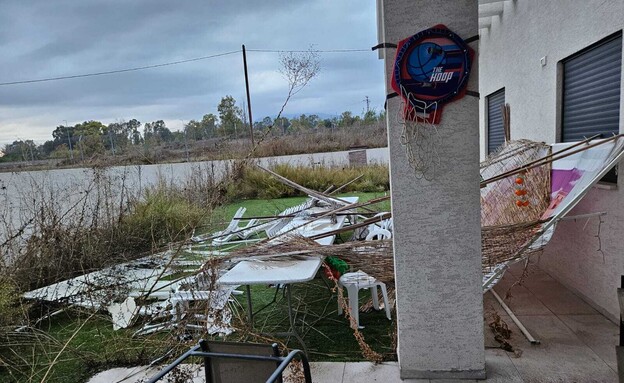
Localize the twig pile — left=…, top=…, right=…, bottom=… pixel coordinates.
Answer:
left=480, top=140, right=552, bottom=271
left=228, top=236, right=395, bottom=284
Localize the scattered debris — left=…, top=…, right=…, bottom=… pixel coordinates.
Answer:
left=488, top=311, right=514, bottom=352
left=18, top=136, right=624, bottom=366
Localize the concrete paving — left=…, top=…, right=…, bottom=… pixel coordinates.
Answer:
left=88, top=263, right=619, bottom=382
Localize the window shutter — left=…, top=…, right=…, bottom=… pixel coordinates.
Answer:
left=562, top=34, right=622, bottom=142
left=487, top=89, right=506, bottom=154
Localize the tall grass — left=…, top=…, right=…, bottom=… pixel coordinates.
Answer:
left=0, top=161, right=391, bottom=382
left=226, top=163, right=389, bottom=200
left=0, top=277, right=21, bottom=328
left=239, top=124, right=387, bottom=159
left=120, top=186, right=204, bottom=251
left=0, top=165, right=225, bottom=382
left=1, top=166, right=221, bottom=293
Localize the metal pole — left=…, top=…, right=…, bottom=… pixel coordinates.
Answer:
left=285, top=284, right=308, bottom=356
left=184, top=132, right=190, bottom=161
left=491, top=289, right=540, bottom=344
left=246, top=285, right=254, bottom=326
left=78, top=135, right=84, bottom=161
left=242, top=44, right=255, bottom=147
left=108, top=129, right=115, bottom=155
left=64, top=120, right=74, bottom=160
left=559, top=211, right=607, bottom=221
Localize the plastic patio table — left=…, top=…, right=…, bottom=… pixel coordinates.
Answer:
left=217, top=257, right=323, bottom=355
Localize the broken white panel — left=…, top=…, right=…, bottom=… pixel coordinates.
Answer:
left=108, top=296, right=138, bottom=331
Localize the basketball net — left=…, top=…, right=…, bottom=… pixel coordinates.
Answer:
left=398, top=84, right=440, bottom=180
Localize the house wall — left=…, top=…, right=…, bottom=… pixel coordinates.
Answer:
left=479, top=0, right=624, bottom=322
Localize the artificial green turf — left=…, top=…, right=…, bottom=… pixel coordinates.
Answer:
left=204, top=191, right=391, bottom=235
left=208, top=192, right=395, bottom=361
left=236, top=279, right=396, bottom=361
left=0, top=311, right=170, bottom=383
left=1, top=192, right=394, bottom=382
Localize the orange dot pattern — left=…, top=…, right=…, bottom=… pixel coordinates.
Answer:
left=514, top=171, right=530, bottom=207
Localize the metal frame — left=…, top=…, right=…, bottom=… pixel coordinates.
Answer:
left=482, top=138, right=624, bottom=290
left=146, top=340, right=312, bottom=383
left=491, top=289, right=540, bottom=344
left=244, top=284, right=308, bottom=356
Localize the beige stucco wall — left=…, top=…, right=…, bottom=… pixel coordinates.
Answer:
left=479, top=0, right=624, bottom=322
left=381, top=0, right=485, bottom=378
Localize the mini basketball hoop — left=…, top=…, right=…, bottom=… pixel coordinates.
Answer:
left=397, top=85, right=441, bottom=179
left=391, top=24, right=474, bottom=179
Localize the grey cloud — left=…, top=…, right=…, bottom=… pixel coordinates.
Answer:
left=0, top=0, right=383, bottom=145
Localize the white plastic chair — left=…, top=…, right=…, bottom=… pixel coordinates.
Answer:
left=365, top=228, right=391, bottom=241
left=212, top=218, right=259, bottom=245
left=337, top=271, right=391, bottom=328
left=192, top=207, right=247, bottom=244
left=368, top=212, right=393, bottom=232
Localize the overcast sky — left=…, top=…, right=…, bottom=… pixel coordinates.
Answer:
left=0, top=0, right=385, bottom=146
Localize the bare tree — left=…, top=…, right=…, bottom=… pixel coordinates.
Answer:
left=247, top=48, right=320, bottom=156
left=279, top=49, right=321, bottom=99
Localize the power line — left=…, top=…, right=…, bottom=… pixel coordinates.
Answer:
left=0, top=50, right=241, bottom=86
left=247, top=48, right=370, bottom=53
left=0, top=47, right=372, bottom=87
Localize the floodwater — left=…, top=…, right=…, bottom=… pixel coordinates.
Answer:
left=0, top=148, right=389, bottom=245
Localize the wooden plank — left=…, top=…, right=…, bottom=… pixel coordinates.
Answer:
left=256, top=164, right=346, bottom=207
left=308, top=211, right=392, bottom=241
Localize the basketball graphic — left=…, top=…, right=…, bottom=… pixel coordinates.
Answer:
left=391, top=24, right=473, bottom=124
left=407, top=42, right=447, bottom=82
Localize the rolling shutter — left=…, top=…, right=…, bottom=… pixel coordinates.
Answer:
left=487, top=88, right=505, bottom=154
left=562, top=33, right=622, bottom=142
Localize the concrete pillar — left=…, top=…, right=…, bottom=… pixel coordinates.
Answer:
left=380, top=0, right=485, bottom=379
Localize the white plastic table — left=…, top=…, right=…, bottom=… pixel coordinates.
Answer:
left=218, top=257, right=323, bottom=355
left=217, top=257, right=322, bottom=285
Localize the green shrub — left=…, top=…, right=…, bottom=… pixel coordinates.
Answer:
left=0, top=277, right=21, bottom=328
left=9, top=180, right=208, bottom=292
left=120, top=187, right=205, bottom=250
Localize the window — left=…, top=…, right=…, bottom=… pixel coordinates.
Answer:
left=562, top=32, right=622, bottom=183
left=487, top=88, right=506, bottom=154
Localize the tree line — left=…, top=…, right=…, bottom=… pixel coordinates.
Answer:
left=1, top=95, right=385, bottom=162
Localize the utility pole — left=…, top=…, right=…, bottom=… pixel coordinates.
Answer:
left=242, top=44, right=255, bottom=147
left=78, top=135, right=85, bottom=162
left=241, top=101, right=248, bottom=126
left=108, top=129, right=116, bottom=155
left=183, top=122, right=190, bottom=162
left=64, top=120, right=74, bottom=160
